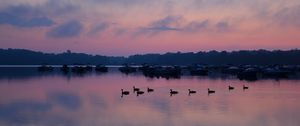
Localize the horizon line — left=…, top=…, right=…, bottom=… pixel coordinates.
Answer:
left=1, top=48, right=300, bottom=57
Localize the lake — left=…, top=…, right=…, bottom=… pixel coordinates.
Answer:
left=0, top=67, right=300, bottom=126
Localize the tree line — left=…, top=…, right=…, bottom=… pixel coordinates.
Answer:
left=1, top=48, right=300, bottom=65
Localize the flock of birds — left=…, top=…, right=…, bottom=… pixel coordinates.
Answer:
left=121, top=85, right=249, bottom=97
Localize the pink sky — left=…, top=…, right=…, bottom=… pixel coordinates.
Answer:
left=0, top=0, right=300, bottom=56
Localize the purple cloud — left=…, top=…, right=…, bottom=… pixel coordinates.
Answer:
left=88, top=22, right=109, bottom=35
left=215, top=21, right=230, bottom=32
left=146, top=15, right=182, bottom=31
left=184, top=20, right=209, bottom=32
left=0, top=5, right=54, bottom=27
left=274, top=5, right=300, bottom=27
left=47, top=20, right=82, bottom=38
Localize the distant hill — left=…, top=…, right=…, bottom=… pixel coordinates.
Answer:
left=0, top=49, right=114, bottom=65
left=0, top=48, right=300, bottom=65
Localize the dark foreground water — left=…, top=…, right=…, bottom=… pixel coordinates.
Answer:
left=0, top=67, right=300, bottom=126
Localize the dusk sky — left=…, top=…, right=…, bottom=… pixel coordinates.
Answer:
left=0, top=0, right=300, bottom=56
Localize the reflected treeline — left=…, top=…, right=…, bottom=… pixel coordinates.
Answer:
left=0, top=66, right=106, bottom=80
left=0, top=67, right=58, bottom=80
left=119, top=64, right=300, bottom=81
left=1, top=63, right=300, bottom=81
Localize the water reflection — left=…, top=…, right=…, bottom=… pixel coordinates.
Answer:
left=0, top=67, right=300, bottom=126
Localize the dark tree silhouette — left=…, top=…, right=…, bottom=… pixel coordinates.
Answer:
left=0, top=48, right=300, bottom=65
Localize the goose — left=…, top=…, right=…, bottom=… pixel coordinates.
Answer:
left=170, top=89, right=179, bottom=96
left=243, top=85, right=249, bottom=90
left=188, top=89, right=196, bottom=95
left=228, top=85, right=234, bottom=90
left=133, top=86, right=140, bottom=92
left=147, top=87, right=154, bottom=93
left=208, top=88, right=215, bottom=94
left=121, top=89, right=130, bottom=97
left=136, top=90, right=144, bottom=96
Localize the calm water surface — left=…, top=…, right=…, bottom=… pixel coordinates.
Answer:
left=0, top=67, right=300, bottom=126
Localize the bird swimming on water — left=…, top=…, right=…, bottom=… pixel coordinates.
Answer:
left=147, top=87, right=154, bottom=92
left=243, top=85, right=249, bottom=90
left=121, top=89, right=130, bottom=97
left=188, top=89, right=196, bottom=95
left=208, top=88, right=215, bottom=94
left=228, top=85, right=234, bottom=90
left=136, top=90, right=144, bottom=96
left=170, top=89, right=178, bottom=96
left=133, top=86, right=140, bottom=92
